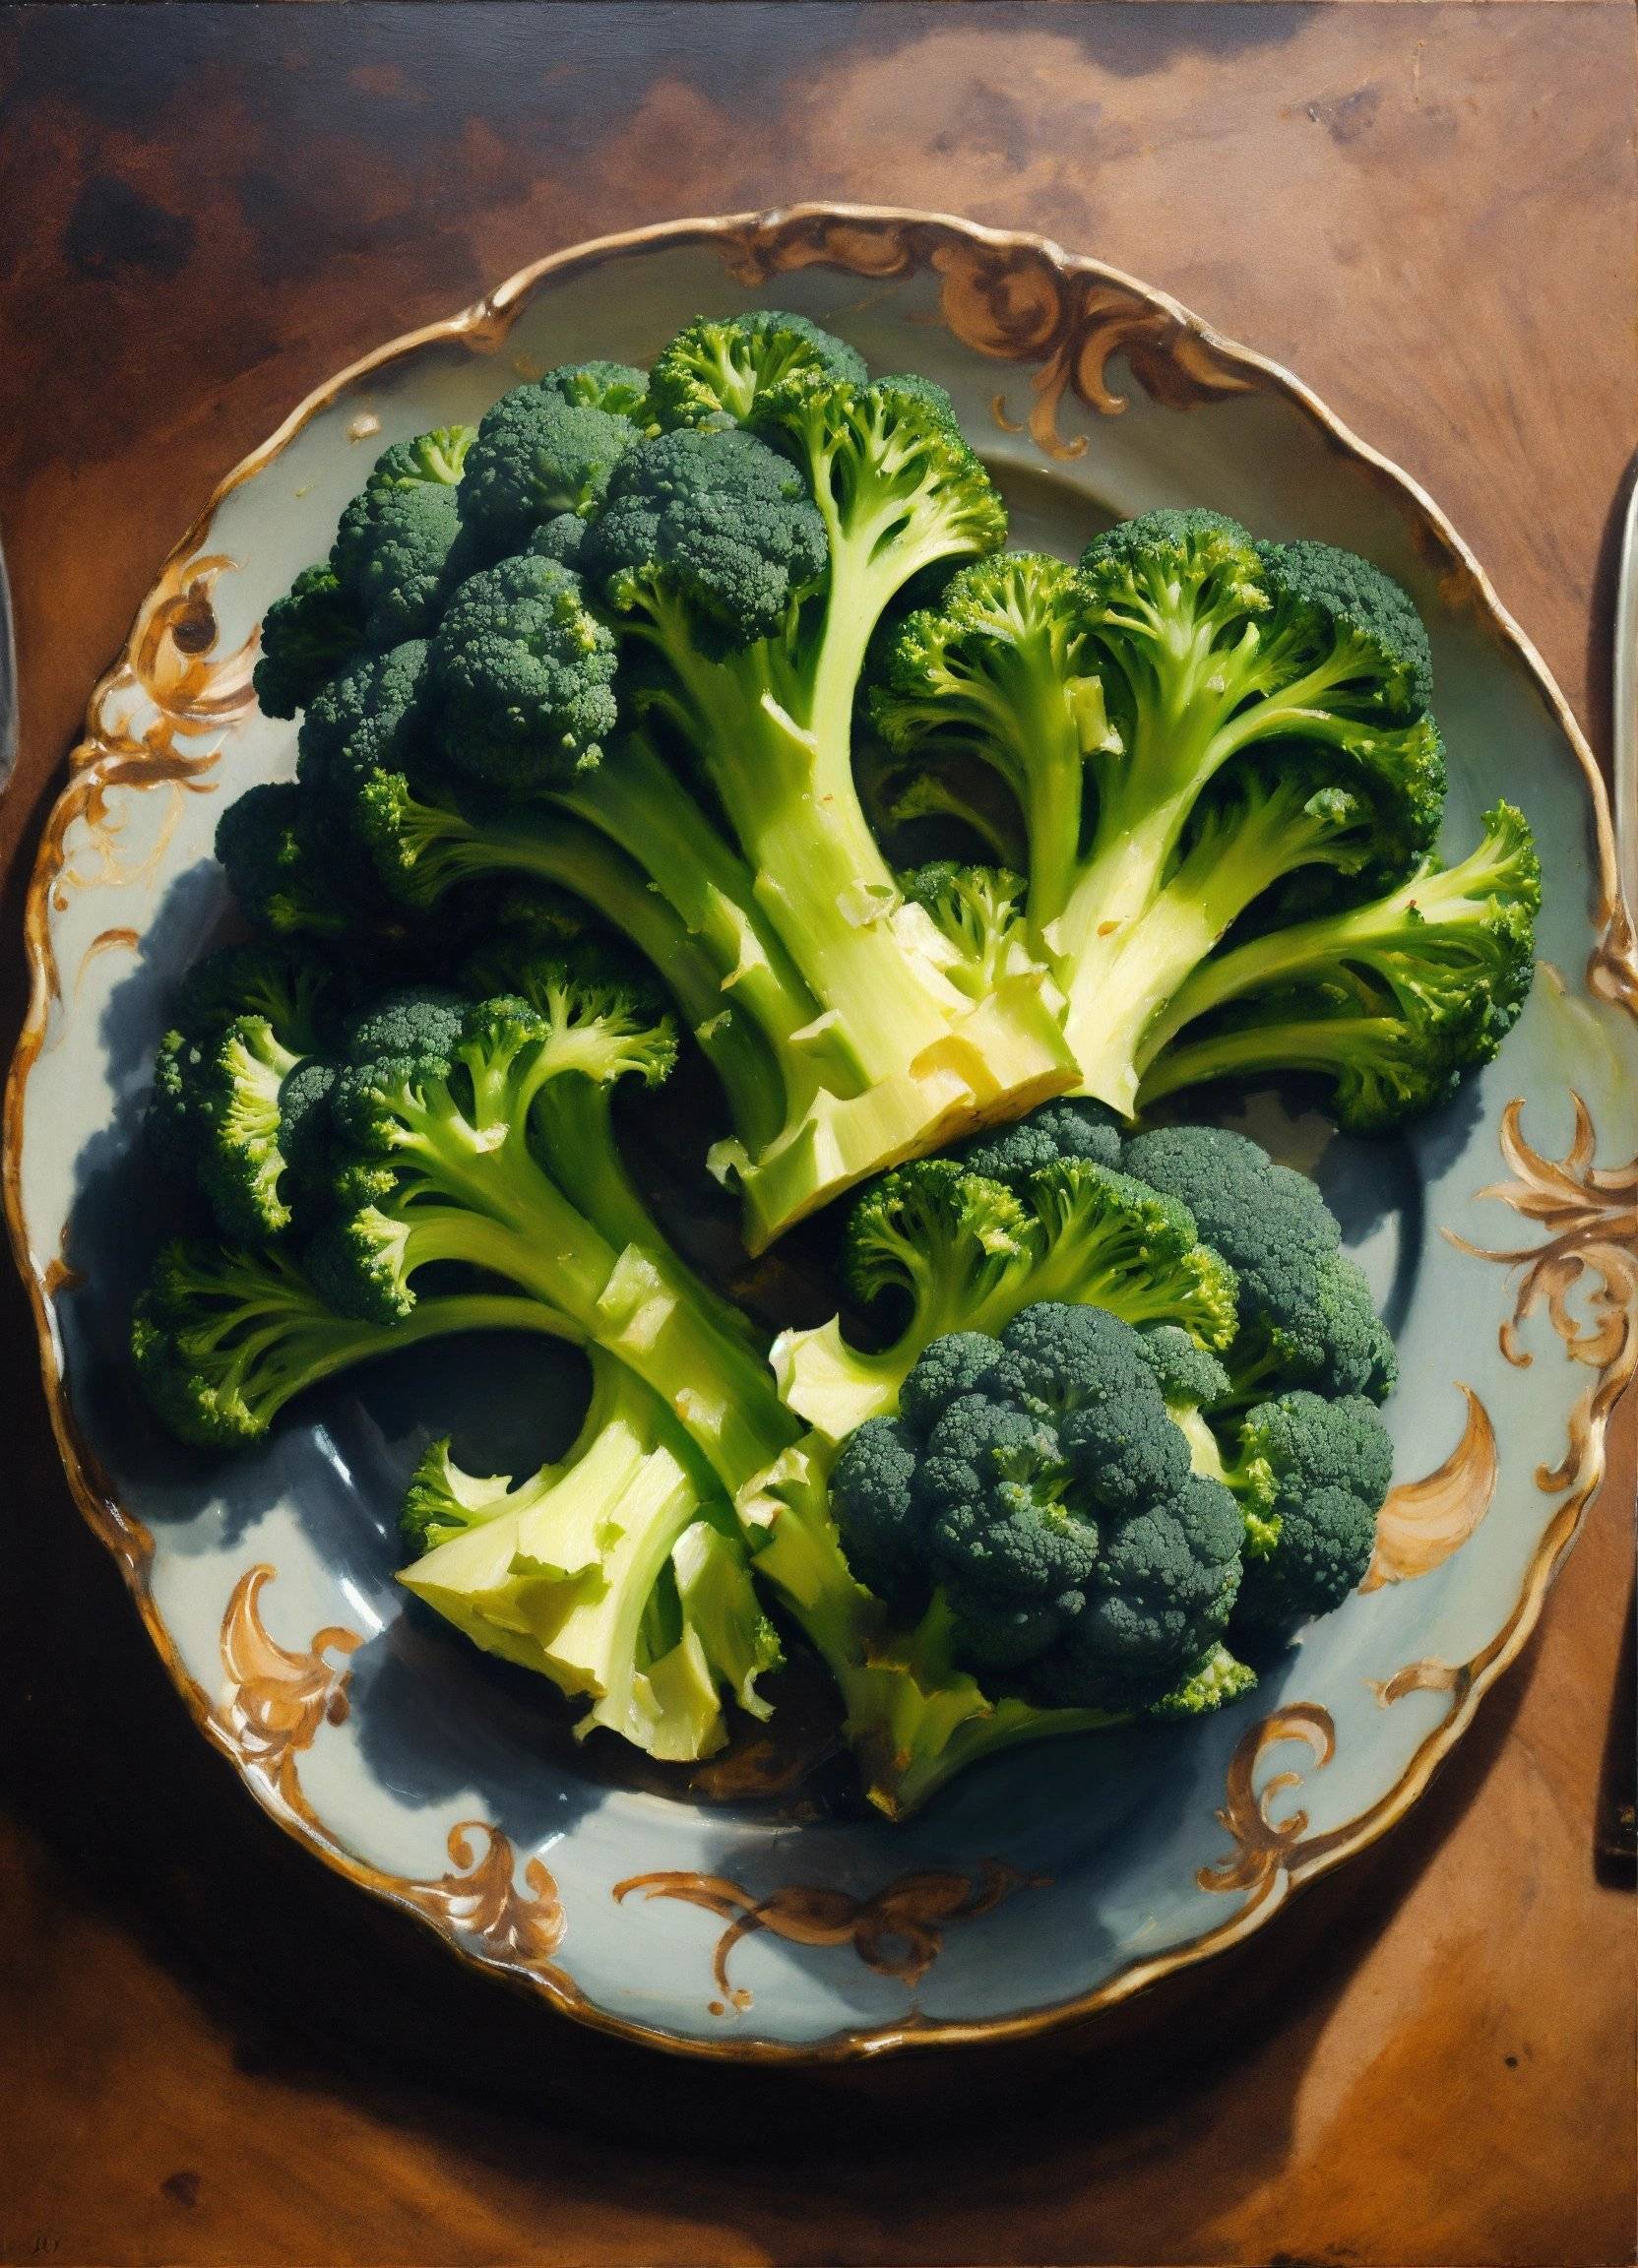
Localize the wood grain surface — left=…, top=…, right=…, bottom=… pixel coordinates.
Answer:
left=1, top=6, right=1634, bottom=2265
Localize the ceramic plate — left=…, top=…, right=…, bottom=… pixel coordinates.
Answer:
left=7, top=208, right=1635, bottom=2062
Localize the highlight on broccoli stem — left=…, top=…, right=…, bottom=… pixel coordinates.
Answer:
left=868, top=519, right=1540, bottom=1125
left=227, top=314, right=1086, bottom=1256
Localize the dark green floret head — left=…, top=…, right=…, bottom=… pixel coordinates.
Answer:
left=430, top=553, right=619, bottom=788
left=332, top=481, right=468, bottom=648
left=958, top=1098, right=1125, bottom=1184
left=1134, top=1322, right=1231, bottom=1414
left=538, top=361, right=651, bottom=421
left=342, top=985, right=469, bottom=1065
left=528, top=512, right=588, bottom=568
left=297, top=640, right=432, bottom=804
left=458, top=384, right=643, bottom=559
left=647, top=308, right=868, bottom=430
left=216, top=782, right=354, bottom=938
left=832, top=1303, right=1247, bottom=1710
left=1256, top=537, right=1434, bottom=722
left=580, top=424, right=829, bottom=649
left=1226, top=1389, right=1394, bottom=1628
left=254, top=564, right=363, bottom=721
left=1120, top=1122, right=1396, bottom=1403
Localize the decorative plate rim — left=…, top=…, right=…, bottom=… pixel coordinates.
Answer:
left=4, top=203, right=1633, bottom=2065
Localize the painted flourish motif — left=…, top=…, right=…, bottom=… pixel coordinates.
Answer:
left=613, top=1860, right=1042, bottom=2015
left=1196, top=1705, right=1339, bottom=1914
left=719, top=211, right=1252, bottom=457
left=219, top=1567, right=566, bottom=1977
left=1373, top=1094, right=1637, bottom=1709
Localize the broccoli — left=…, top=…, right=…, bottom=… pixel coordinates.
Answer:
left=774, top=1148, right=1238, bottom=1439
left=1216, top=1389, right=1394, bottom=1630
left=255, top=317, right=1074, bottom=1248
left=132, top=1238, right=555, bottom=1449
left=868, top=523, right=1534, bottom=1127
left=647, top=308, right=867, bottom=428
left=458, top=381, right=642, bottom=560
left=146, top=941, right=338, bottom=1239
left=1135, top=801, right=1542, bottom=1128
left=254, top=565, right=363, bottom=721
left=331, top=429, right=475, bottom=649
left=1119, top=1122, right=1396, bottom=1406
left=429, top=552, right=620, bottom=783
left=399, top=1350, right=780, bottom=1762
left=748, top=1302, right=1253, bottom=1815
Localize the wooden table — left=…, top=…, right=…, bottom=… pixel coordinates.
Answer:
left=1, top=6, right=1633, bottom=2263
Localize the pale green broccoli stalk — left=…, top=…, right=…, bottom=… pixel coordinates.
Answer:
left=774, top=1148, right=1238, bottom=1441
left=300, top=973, right=792, bottom=1492
left=398, top=1351, right=780, bottom=1763
left=868, top=525, right=1530, bottom=1129
left=745, top=1302, right=1254, bottom=1817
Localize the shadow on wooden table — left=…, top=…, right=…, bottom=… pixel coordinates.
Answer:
left=0, top=1267, right=1541, bottom=2216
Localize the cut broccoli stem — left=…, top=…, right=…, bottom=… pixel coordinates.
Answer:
left=527, top=1069, right=795, bottom=1483
left=399, top=1354, right=757, bottom=1761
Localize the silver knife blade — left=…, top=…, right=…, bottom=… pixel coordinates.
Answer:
left=0, top=530, right=15, bottom=796
left=1615, top=471, right=1637, bottom=921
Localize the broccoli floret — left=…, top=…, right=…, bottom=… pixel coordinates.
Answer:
left=647, top=308, right=867, bottom=429
left=146, top=942, right=341, bottom=1240
left=131, top=1238, right=553, bottom=1448
left=831, top=1303, right=1246, bottom=1711
left=430, top=553, right=619, bottom=785
left=957, top=1096, right=1124, bottom=1183
left=321, top=426, right=477, bottom=649
left=254, top=564, right=363, bottom=720
left=296, top=973, right=788, bottom=1490
left=1222, top=1390, right=1394, bottom=1628
left=581, top=422, right=829, bottom=648
left=399, top=1353, right=779, bottom=1761
left=216, top=783, right=356, bottom=938
left=333, top=482, right=468, bottom=648
left=298, top=640, right=433, bottom=805
left=1121, top=1121, right=1396, bottom=1405
left=775, top=1148, right=1237, bottom=1440
left=539, top=360, right=651, bottom=420
left=458, top=382, right=642, bottom=560
left=864, top=515, right=1519, bottom=1132
left=1136, top=802, right=1541, bottom=1129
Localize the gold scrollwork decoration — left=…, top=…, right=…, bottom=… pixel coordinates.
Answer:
left=1196, top=1704, right=1338, bottom=1915
left=719, top=213, right=1251, bottom=457
left=1447, top=1095, right=1636, bottom=1504
left=613, top=1859, right=1042, bottom=2015
left=1361, top=1384, right=1498, bottom=1593
left=218, top=1566, right=567, bottom=1978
